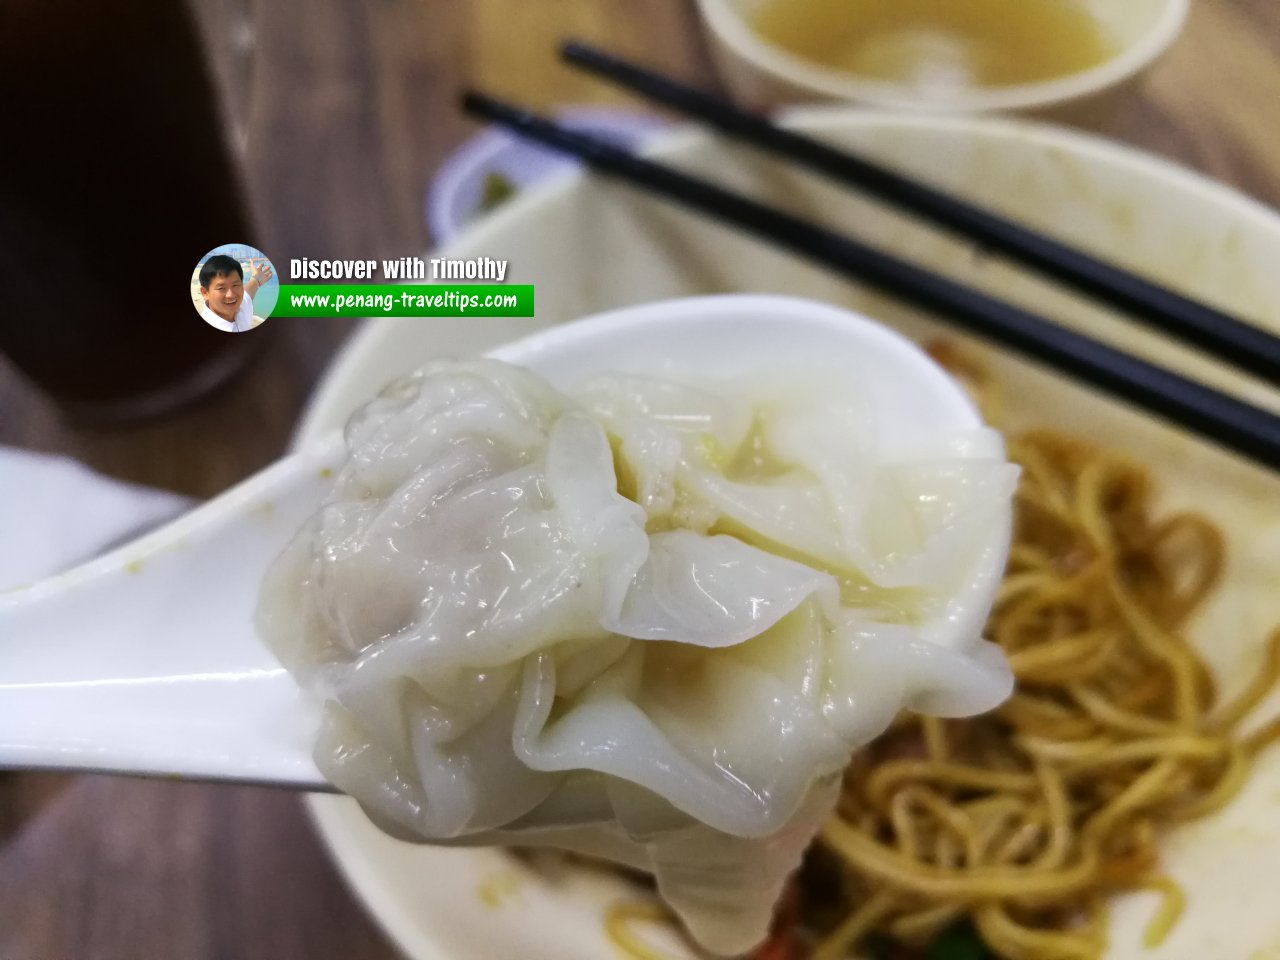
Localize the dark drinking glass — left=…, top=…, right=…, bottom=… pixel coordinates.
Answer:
left=0, top=0, right=263, bottom=421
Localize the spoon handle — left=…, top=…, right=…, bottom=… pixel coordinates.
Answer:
left=0, top=434, right=345, bottom=790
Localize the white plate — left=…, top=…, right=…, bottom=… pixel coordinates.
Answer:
left=296, top=110, right=1280, bottom=960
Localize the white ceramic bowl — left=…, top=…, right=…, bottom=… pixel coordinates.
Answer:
left=296, top=109, right=1280, bottom=960
left=696, top=0, right=1188, bottom=124
left=424, top=107, right=668, bottom=244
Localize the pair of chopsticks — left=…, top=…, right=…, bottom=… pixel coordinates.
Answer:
left=460, top=42, right=1280, bottom=470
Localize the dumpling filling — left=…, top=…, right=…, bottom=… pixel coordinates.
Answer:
left=258, top=358, right=1019, bottom=955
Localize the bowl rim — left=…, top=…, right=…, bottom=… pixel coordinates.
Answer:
left=298, top=106, right=1280, bottom=451
left=695, top=0, right=1191, bottom=113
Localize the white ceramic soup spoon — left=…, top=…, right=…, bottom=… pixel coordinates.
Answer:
left=0, top=294, right=999, bottom=791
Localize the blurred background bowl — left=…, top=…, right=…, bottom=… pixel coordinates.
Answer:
left=696, top=0, right=1189, bottom=126
left=425, top=107, right=667, bottom=244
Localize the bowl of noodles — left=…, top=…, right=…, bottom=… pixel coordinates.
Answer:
left=294, top=108, right=1280, bottom=960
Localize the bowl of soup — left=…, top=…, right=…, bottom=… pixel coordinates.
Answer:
left=696, top=0, right=1188, bottom=125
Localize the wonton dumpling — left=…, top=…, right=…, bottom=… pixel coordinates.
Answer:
left=258, top=358, right=1018, bottom=956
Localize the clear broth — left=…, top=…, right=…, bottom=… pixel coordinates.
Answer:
left=748, top=0, right=1116, bottom=90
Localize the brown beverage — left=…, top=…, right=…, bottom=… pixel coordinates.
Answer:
left=0, top=0, right=262, bottom=420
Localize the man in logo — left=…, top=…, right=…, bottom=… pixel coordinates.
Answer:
left=198, top=254, right=272, bottom=332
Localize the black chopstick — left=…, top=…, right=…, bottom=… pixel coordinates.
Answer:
left=460, top=92, right=1280, bottom=470
left=559, top=41, right=1280, bottom=389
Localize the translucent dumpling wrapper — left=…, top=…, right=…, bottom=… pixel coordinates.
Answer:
left=257, top=358, right=1019, bottom=956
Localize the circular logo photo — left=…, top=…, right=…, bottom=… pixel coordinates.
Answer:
left=191, top=243, right=279, bottom=333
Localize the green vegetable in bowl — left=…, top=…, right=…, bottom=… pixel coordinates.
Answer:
left=479, top=171, right=518, bottom=213
left=862, top=921, right=997, bottom=960
left=924, top=922, right=996, bottom=960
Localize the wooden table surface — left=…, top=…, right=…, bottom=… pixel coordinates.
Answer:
left=2, top=1, right=1278, bottom=956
